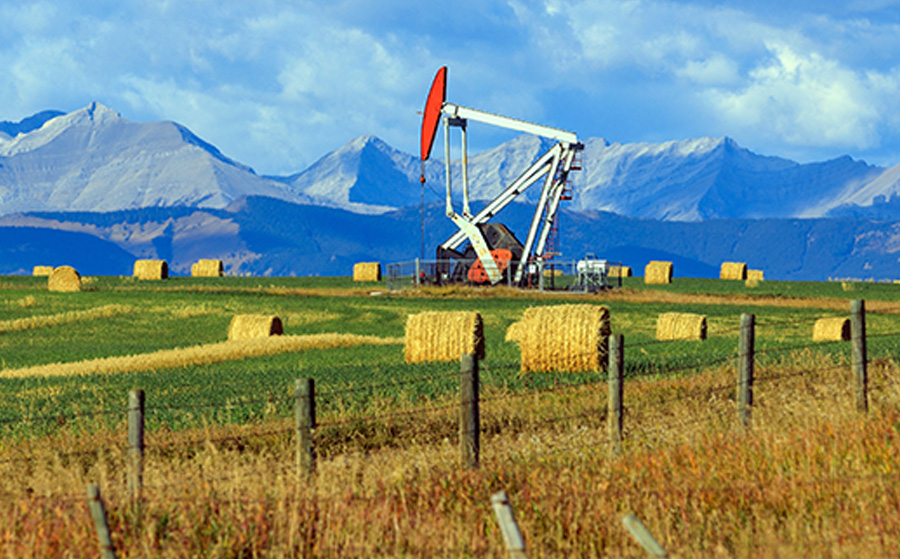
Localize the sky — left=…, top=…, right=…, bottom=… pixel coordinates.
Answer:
left=3, top=0, right=900, bottom=176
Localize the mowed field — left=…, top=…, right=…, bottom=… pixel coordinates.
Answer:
left=2, top=274, right=900, bottom=558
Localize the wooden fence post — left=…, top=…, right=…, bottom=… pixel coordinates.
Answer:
left=87, top=484, right=117, bottom=559
left=851, top=299, right=868, bottom=413
left=608, top=334, right=624, bottom=457
left=295, top=378, right=316, bottom=477
left=622, top=513, right=667, bottom=557
left=738, top=313, right=755, bottom=427
left=460, top=353, right=480, bottom=469
left=127, top=389, right=145, bottom=499
left=492, top=490, right=527, bottom=559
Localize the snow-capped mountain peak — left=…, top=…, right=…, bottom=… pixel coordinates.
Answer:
left=0, top=102, right=121, bottom=157
left=0, top=104, right=311, bottom=215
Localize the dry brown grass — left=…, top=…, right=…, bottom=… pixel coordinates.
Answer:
left=0, top=304, right=132, bottom=335
left=0, top=333, right=403, bottom=379
left=3, top=350, right=899, bottom=558
left=3, top=295, right=36, bottom=309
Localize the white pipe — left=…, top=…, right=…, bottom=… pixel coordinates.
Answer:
left=461, top=122, right=471, bottom=218
left=444, top=117, right=453, bottom=217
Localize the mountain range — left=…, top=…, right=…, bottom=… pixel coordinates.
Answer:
left=3, top=103, right=900, bottom=280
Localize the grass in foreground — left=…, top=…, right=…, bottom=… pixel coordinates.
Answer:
left=1, top=350, right=898, bottom=558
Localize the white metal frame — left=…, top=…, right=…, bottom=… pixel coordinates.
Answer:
left=437, top=102, right=582, bottom=284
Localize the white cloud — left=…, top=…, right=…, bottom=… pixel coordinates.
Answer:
left=707, top=43, right=881, bottom=150
left=676, top=55, right=741, bottom=86
left=3, top=0, right=900, bottom=173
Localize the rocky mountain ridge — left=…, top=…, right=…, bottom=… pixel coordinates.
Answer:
left=2, top=103, right=899, bottom=220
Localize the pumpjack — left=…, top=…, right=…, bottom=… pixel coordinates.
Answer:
left=419, top=66, right=583, bottom=286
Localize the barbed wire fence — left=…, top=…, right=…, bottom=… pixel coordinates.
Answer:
left=2, top=298, right=900, bottom=557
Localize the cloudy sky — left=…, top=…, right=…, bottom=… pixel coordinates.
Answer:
left=3, top=0, right=900, bottom=175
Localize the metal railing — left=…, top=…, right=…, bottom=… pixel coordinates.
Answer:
left=385, top=258, right=625, bottom=292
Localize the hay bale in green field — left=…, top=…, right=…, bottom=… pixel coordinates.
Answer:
left=519, top=304, right=610, bottom=373
left=191, top=259, right=224, bottom=277
left=608, top=265, right=632, bottom=278
left=644, top=261, right=673, bottom=284
left=505, top=321, right=525, bottom=343
left=813, top=317, right=850, bottom=342
left=134, top=259, right=168, bottom=280
left=228, top=315, right=284, bottom=340
left=720, top=262, right=748, bottom=280
left=656, top=312, right=707, bottom=341
left=404, top=311, right=484, bottom=363
left=48, top=266, right=81, bottom=293
left=353, top=262, right=382, bottom=282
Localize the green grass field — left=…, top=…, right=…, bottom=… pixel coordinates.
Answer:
left=2, top=274, right=899, bottom=439
left=5, top=274, right=900, bottom=558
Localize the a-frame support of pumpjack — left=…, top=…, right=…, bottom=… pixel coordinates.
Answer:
left=419, top=66, right=583, bottom=286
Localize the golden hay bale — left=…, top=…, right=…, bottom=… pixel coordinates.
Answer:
left=32, top=266, right=54, bottom=277
left=747, top=269, right=764, bottom=281
left=720, top=262, right=748, bottom=280
left=745, top=278, right=760, bottom=288
left=133, top=259, right=168, bottom=280
left=191, top=259, right=224, bottom=277
left=813, top=317, right=850, bottom=342
left=505, top=321, right=525, bottom=343
left=228, top=315, right=284, bottom=340
left=404, top=311, right=484, bottom=363
left=608, top=265, right=633, bottom=278
left=656, top=312, right=707, bottom=341
left=519, top=304, right=610, bottom=373
left=644, top=261, right=673, bottom=284
left=47, top=266, right=81, bottom=293
left=542, top=268, right=564, bottom=277
left=353, top=262, right=382, bottom=282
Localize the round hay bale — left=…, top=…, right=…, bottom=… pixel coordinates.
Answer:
left=505, top=321, right=525, bottom=343
left=656, top=312, right=707, bottom=341
left=519, top=304, right=610, bottom=373
left=353, top=262, right=382, bottom=282
left=644, top=261, right=673, bottom=284
left=813, top=317, right=850, bottom=342
left=608, top=265, right=632, bottom=278
left=133, top=259, right=168, bottom=280
left=48, top=266, right=81, bottom=292
left=32, top=266, right=54, bottom=277
left=191, top=259, right=224, bottom=277
left=720, top=262, right=748, bottom=280
left=228, top=315, right=284, bottom=340
left=747, top=269, right=764, bottom=281
left=404, top=311, right=484, bottom=363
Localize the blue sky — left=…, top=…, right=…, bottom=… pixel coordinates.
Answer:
left=3, top=0, right=900, bottom=175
